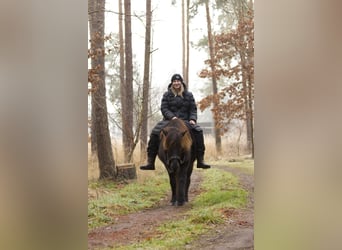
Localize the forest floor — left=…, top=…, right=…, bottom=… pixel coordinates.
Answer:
left=88, top=164, right=254, bottom=249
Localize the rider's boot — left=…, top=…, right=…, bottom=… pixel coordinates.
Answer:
left=196, top=152, right=211, bottom=169
left=140, top=134, right=159, bottom=170
left=194, top=130, right=211, bottom=169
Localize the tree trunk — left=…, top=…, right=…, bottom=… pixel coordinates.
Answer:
left=89, top=0, right=116, bottom=179
left=241, top=53, right=253, bottom=155
left=89, top=0, right=97, bottom=154
left=185, top=0, right=190, bottom=86
left=243, top=65, right=254, bottom=158
left=205, top=0, right=222, bottom=154
left=182, top=0, right=185, bottom=83
left=182, top=0, right=189, bottom=86
left=140, top=0, right=152, bottom=161
left=238, top=7, right=254, bottom=158
left=246, top=6, right=254, bottom=158
left=90, top=94, right=97, bottom=154
left=118, top=0, right=126, bottom=156
left=123, top=0, right=134, bottom=162
left=247, top=60, right=254, bottom=158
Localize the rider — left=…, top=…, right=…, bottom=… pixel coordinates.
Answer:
left=140, top=73, right=211, bottom=170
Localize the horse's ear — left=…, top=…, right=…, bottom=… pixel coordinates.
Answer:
left=181, top=131, right=187, bottom=137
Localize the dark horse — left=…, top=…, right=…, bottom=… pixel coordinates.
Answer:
left=158, top=119, right=196, bottom=206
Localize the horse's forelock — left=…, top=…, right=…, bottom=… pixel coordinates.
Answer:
left=181, top=130, right=192, bottom=150
left=166, top=128, right=179, bottom=145
left=161, top=119, right=192, bottom=151
left=174, top=120, right=192, bottom=150
left=160, top=130, right=167, bottom=149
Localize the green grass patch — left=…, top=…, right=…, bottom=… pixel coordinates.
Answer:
left=88, top=173, right=170, bottom=230
left=114, top=167, right=249, bottom=249
left=193, top=168, right=248, bottom=209
left=189, top=207, right=224, bottom=224
left=211, top=157, right=254, bottom=174
left=229, top=158, right=254, bottom=174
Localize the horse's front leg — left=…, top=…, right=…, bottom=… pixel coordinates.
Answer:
left=185, top=164, right=193, bottom=202
left=169, top=173, right=177, bottom=205
left=176, top=168, right=187, bottom=206
left=184, top=175, right=190, bottom=202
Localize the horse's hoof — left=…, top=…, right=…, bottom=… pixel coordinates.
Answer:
left=177, top=201, right=184, bottom=206
left=171, top=201, right=176, bottom=206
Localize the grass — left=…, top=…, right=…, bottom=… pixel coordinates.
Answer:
left=88, top=171, right=170, bottom=230
left=211, top=156, right=254, bottom=174
left=88, top=138, right=253, bottom=248
left=192, top=168, right=248, bottom=209
left=111, top=168, right=249, bottom=249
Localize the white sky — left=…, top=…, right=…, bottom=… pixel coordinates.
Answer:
left=105, top=0, right=209, bottom=99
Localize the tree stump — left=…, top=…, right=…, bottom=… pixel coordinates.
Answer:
left=116, top=163, right=137, bottom=180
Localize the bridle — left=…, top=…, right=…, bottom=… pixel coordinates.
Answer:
left=167, top=155, right=184, bottom=166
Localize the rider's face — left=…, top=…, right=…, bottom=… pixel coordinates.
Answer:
left=172, top=80, right=182, bottom=89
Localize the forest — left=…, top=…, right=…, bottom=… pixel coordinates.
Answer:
left=88, top=0, right=254, bottom=180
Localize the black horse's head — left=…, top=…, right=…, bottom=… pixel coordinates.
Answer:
left=162, top=129, right=186, bottom=173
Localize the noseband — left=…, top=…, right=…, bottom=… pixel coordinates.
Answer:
left=167, top=155, right=183, bottom=166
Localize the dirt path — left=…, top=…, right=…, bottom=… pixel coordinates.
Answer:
left=88, top=165, right=254, bottom=249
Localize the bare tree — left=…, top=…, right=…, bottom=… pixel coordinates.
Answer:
left=171, top=0, right=189, bottom=86
left=123, top=0, right=134, bottom=162
left=185, top=0, right=190, bottom=85
left=89, top=0, right=97, bottom=154
left=118, top=0, right=127, bottom=156
left=88, top=0, right=116, bottom=179
left=181, top=0, right=189, bottom=86
left=182, top=0, right=186, bottom=85
left=205, top=0, right=222, bottom=154
left=140, top=0, right=153, bottom=161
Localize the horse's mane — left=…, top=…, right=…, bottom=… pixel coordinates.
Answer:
left=160, top=119, right=192, bottom=151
